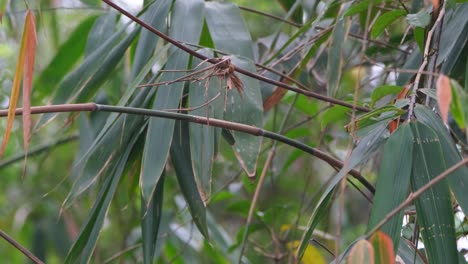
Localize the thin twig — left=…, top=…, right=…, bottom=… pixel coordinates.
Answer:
left=407, top=1, right=446, bottom=119
left=238, top=5, right=302, bottom=27
left=102, top=0, right=370, bottom=113
left=0, top=229, right=44, bottom=264
left=367, top=157, right=468, bottom=237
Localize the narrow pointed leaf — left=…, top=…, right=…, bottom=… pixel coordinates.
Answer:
left=414, top=105, right=468, bottom=215
left=327, top=18, right=345, bottom=97
left=370, top=231, right=395, bottom=264
left=37, top=24, right=137, bottom=127
left=35, top=15, right=98, bottom=97
left=367, top=123, right=413, bottom=251
left=297, top=124, right=387, bottom=259
left=141, top=173, right=165, bottom=264
left=204, top=4, right=262, bottom=176
left=64, top=129, right=143, bottom=264
left=21, top=10, right=37, bottom=171
left=347, top=239, right=375, bottom=264
left=1, top=10, right=35, bottom=159
left=0, top=0, right=9, bottom=21
left=188, top=49, right=220, bottom=198
left=410, top=121, right=458, bottom=264
left=84, top=11, right=116, bottom=56
left=223, top=56, right=263, bottom=177
left=131, top=0, right=171, bottom=80
left=371, top=10, right=406, bottom=39
left=171, top=120, right=208, bottom=239
left=141, top=0, right=205, bottom=204
left=205, top=2, right=254, bottom=58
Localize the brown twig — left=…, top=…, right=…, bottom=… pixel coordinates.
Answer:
left=0, top=229, right=44, bottom=264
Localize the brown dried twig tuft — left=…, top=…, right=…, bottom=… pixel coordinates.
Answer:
left=138, top=56, right=243, bottom=112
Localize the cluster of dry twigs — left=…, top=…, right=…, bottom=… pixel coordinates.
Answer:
left=138, top=56, right=243, bottom=112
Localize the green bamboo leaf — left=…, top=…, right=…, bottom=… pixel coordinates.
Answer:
left=223, top=56, right=263, bottom=177
left=35, top=15, right=98, bottom=98
left=38, top=25, right=137, bottom=127
left=397, top=238, right=426, bottom=264
left=327, top=18, right=345, bottom=97
left=344, top=0, right=391, bottom=17
left=141, top=0, right=205, bottom=204
left=277, top=0, right=303, bottom=24
left=131, top=0, right=171, bottom=80
left=449, top=79, right=467, bottom=129
left=370, top=85, right=403, bottom=106
left=171, top=120, right=209, bottom=239
left=406, top=10, right=431, bottom=27
left=188, top=49, right=221, bottom=197
left=64, top=128, right=143, bottom=264
left=414, top=105, right=468, bottom=215
left=205, top=2, right=254, bottom=59
left=64, top=88, right=153, bottom=206
left=371, top=10, right=407, bottom=39
left=367, top=123, right=413, bottom=252
left=141, top=172, right=165, bottom=264
left=297, top=124, right=388, bottom=259
left=85, top=11, right=116, bottom=56
left=410, top=121, right=458, bottom=264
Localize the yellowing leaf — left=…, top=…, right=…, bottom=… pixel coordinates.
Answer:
left=436, top=74, right=452, bottom=125
left=0, top=10, right=37, bottom=160
left=287, top=240, right=326, bottom=264
left=348, top=239, right=375, bottom=264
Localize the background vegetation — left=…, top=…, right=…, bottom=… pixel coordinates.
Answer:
left=0, top=0, right=467, bottom=263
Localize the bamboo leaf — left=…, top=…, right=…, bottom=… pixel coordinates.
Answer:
left=367, top=123, right=413, bottom=252
left=21, top=10, right=37, bottom=173
left=410, top=121, right=458, bottom=264
left=141, top=0, right=205, bottom=204
left=0, top=10, right=35, bottom=159
left=370, top=231, right=395, bottom=264
left=371, top=10, right=407, bottom=39
left=188, top=49, right=220, bottom=198
left=64, top=128, right=143, bottom=264
left=171, top=120, right=209, bottom=239
left=205, top=2, right=254, bottom=58
left=414, top=105, right=468, bottom=215
left=347, top=239, right=375, bottom=264
left=436, top=74, right=452, bottom=124
left=296, top=124, right=387, bottom=259
left=370, top=85, right=404, bottom=106
left=141, top=172, right=165, bottom=264
left=35, top=15, right=98, bottom=98
left=327, top=18, right=345, bottom=97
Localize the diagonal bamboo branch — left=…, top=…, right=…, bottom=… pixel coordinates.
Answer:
left=102, top=0, right=370, bottom=113
left=0, top=103, right=375, bottom=194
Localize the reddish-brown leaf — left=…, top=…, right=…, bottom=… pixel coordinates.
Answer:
left=22, top=10, right=37, bottom=172
left=370, top=231, right=395, bottom=264
left=348, top=239, right=375, bottom=264
left=436, top=74, right=452, bottom=125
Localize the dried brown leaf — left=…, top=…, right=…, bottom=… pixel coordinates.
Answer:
left=436, top=74, right=452, bottom=125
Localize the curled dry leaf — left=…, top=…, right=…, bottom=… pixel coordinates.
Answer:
left=436, top=74, right=452, bottom=125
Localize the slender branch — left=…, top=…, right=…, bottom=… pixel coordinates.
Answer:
left=0, top=103, right=374, bottom=193
left=407, top=1, right=446, bottom=119
left=102, top=0, right=370, bottom=113
left=238, top=5, right=302, bottom=27
left=0, top=229, right=44, bottom=264
left=367, top=157, right=468, bottom=237
left=0, top=134, right=78, bottom=169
